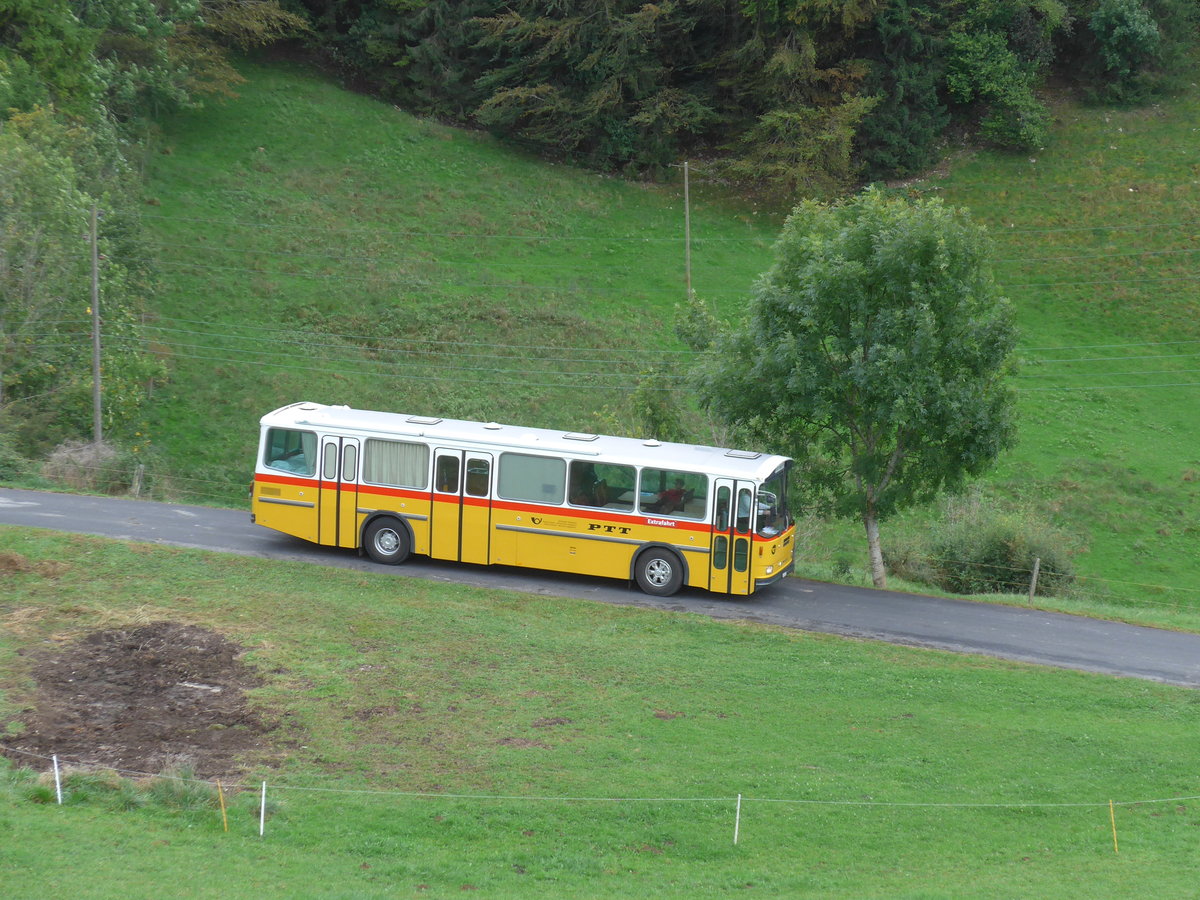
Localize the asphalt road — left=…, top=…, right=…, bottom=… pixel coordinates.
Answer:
left=3, top=486, right=1199, bottom=688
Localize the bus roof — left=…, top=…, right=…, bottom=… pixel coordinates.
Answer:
left=261, top=402, right=791, bottom=481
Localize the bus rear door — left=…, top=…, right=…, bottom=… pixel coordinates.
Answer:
left=710, top=478, right=755, bottom=595
left=318, top=435, right=360, bottom=549
left=431, top=449, right=494, bottom=565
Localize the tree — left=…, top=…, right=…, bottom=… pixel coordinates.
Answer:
left=698, top=188, right=1018, bottom=589
left=856, top=0, right=950, bottom=180
left=0, top=112, right=90, bottom=412
left=473, top=1, right=716, bottom=169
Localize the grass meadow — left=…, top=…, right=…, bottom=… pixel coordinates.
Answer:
left=2, top=528, right=1200, bottom=898
left=3, top=56, right=1199, bottom=898
left=118, top=56, right=1200, bottom=624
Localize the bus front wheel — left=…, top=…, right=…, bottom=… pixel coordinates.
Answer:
left=364, top=517, right=411, bottom=565
left=635, top=548, right=683, bottom=597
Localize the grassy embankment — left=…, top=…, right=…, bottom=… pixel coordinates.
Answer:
left=2, top=527, right=1199, bottom=898
left=125, top=58, right=1199, bottom=623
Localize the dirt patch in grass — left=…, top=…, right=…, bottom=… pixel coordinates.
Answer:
left=1, top=622, right=271, bottom=779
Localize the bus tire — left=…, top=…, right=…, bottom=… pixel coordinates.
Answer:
left=635, top=548, right=683, bottom=597
left=363, top=517, right=411, bottom=565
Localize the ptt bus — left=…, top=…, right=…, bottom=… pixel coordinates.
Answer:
left=251, top=402, right=795, bottom=596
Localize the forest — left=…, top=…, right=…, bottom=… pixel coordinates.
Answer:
left=300, top=0, right=1196, bottom=187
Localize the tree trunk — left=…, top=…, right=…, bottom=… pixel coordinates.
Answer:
left=863, top=504, right=887, bottom=590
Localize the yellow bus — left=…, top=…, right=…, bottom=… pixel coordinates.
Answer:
left=251, top=402, right=795, bottom=596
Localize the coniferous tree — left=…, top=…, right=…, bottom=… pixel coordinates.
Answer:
left=857, top=0, right=949, bottom=179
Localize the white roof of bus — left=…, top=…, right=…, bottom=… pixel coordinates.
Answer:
left=261, top=402, right=790, bottom=481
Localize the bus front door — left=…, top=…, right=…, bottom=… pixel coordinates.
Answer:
left=710, top=478, right=754, bottom=595
left=431, top=450, right=494, bottom=565
left=318, top=435, right=360, bottom=549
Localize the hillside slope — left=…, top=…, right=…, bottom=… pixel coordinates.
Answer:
left=139, top=58, right=1200, bottom=610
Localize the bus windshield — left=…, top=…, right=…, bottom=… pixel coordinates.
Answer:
left=756, top=464, right=791, bottom=538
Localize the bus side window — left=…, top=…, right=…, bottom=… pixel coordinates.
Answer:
left=436, top=455, right=461, bottom=493
left=323, top=442, right=338, bottom=480
left=466, top=458, right=490, bottom=497
left=715, top=486, right=731, bottom=531
left=735, top=488, right=752, bottom=534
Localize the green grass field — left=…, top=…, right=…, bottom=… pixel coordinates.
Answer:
left=2, top=528, right=1199, bottom=898
left=5, top=61, right=1199, bottom=896
left=119, top=56, right=1200, bottom=622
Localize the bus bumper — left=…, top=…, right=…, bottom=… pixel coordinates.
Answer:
left=754, top=559, right=794, bottom=590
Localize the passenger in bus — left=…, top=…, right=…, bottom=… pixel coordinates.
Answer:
left=569, top=462, right=607, bottom=507
left=649, top=479, right=687, bottom=513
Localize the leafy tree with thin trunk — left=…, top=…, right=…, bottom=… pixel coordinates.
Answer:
left=698, top=188, right=1018, bottom=589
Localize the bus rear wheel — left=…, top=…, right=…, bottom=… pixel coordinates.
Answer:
left=364, top=517, right=411, bottom=565
left=635, top=548, right=683, bottom=597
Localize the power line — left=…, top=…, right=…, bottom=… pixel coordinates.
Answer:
left=1022, top=351, right=1200, bottom=364
left=144, top=316, right=698, bottom=356
left=104, top=339, right=691, bottom=390
left=995, top=246, right=1200, bottom=264
left=1023, top=339, right=1200, bottom=352
left=1017, top=381, right=1200, bottom=391
left=135, top=212, right=769, bottom=244
left=1002, top=273, right=1200, bottom=289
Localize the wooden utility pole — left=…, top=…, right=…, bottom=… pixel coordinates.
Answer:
left=683, top=161, right=693, bottom=300
left=90, top=206, right=102, bottom=444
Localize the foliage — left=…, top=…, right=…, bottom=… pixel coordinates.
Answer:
left=0, top=0, right=98, bottom=115
left=0, top=51, right=50, bottom=115
left=171, top=0, right=310, bottom=101
left=885, top=490, right=1078, bottom=596
left=1087, top=0, right=1163, bottom=100
left=474, top=1, right=717, bottom=171
left=720, top=93, right=878, bottom=199
left=925, top=491, right=1076, bottom=596
left=0, top=425, right=26, bottom=479
left=0, top=110, right=164, bottom=454
left=698, top=187, right=1018, bottom=588
left=856, top=0, right=950, bottom=179
left=0, top=112, right=92, bottom=411
left=945, top=29, right=1050, bottom=148
left=0, top=0, right=300, bottom=458
left=41, top=440, right=142, bottom=494
left=279, top=0, right=1195, bottom=193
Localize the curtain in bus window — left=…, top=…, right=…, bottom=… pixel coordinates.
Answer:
left=363, top=439, right=430, bottom=488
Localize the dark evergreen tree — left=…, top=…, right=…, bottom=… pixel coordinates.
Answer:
left=473, top=1, right=716, bottom=169
left=857, top=0, right=949, bottom=179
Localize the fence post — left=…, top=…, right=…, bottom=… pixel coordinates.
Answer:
left=1028, top=557, right=1041, bottom=603
left=52, top=754, right=63, bottom=805
left=734, top=793, right=742, bottom=845
left=131, top=464, right=144, bottom=498
left=259, top=781, right=267, bottom=837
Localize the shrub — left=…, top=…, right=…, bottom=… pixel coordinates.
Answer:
left=1089, top=0, right=1163, bottom=101
left=42, top=440, right=138, bottom=494
left=882, top=533, right=939, bottom=586
left=945, top=31, right=1049, bottom=149
left=0, top=428, right=29, bottom=480
left=927, top=493, right=1076, bottom=596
